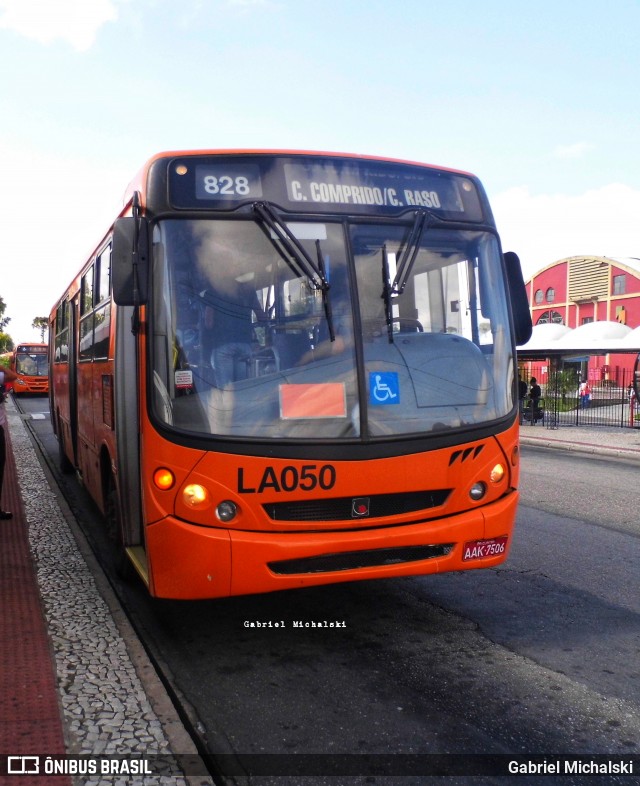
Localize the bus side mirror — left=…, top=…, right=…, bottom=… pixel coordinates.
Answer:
left=503, top=251, right=532, bottom=346
left=112, top=217, right=149, bottom=306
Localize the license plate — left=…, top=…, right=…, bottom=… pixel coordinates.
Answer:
left=462, top=536, right=508, bottom=561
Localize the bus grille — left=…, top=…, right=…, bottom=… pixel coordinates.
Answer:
left=263, top=489, right=450, bottom=522
left=268, top=544, right=454, bottom=574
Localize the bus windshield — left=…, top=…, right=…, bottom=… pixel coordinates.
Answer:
left=16, top=349, right=48, bottom=377
left=150, top=216, right=514, bottom=440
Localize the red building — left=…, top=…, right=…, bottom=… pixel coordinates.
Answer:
left=524, top=255, right=640, bottom=384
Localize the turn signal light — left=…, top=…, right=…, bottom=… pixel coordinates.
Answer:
left=153, top=467, right=175, bottom=491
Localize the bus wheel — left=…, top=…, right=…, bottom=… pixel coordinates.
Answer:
left=105, top=473, right=137, bottom=582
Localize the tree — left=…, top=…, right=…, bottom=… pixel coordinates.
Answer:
left=32, top=317, right=49, bottom=342
left=0, top=296, right=13, bottom=352
left=0, top=295, right=10, bottom=332
left=547, top=368, right=580, bottom=405
left=0, top=333, right=13, bottom=354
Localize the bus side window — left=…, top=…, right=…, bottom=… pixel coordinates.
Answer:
left=79, top=264, right=95, bottom=362
left=97, top=244, right=111, bottom=302
left=94, top=245, right=112, bottom=360
left=55, top=301, right=69, bottom=363
left=78, top=246, right=112, bottom=363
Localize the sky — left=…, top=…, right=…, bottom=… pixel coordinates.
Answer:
left=1, top=0, right=640, bottom=345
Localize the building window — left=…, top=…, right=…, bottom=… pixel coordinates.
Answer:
left=537, top=310, right=564, bottom=325
left=613, top=274, right=626, bottom=295
left=546, top=287, right=555, bottom=303
left=581, top=317, right=594, bottom=325
left=534, top=289, right=544, bottom=304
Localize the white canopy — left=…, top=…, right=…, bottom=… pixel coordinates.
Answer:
left=518, top=320, right=640, bottom=356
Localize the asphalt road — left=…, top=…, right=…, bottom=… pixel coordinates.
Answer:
left=18, top=396, right=640, bottom=785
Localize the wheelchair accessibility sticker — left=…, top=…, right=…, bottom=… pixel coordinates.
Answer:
left=369, top=372, right=400, bottom=405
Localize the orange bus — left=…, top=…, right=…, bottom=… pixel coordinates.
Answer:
left=10, top=342, right=49, bottom=395
left=49, top=150, right=531, bottom=600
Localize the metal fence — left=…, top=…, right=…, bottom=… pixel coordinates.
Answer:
left=521, top=366, right=638, bottom=429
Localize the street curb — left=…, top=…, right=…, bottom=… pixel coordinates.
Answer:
left=520, top=435, right=640, bottom=464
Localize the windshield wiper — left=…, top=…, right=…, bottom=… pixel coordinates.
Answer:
left=381, top=210, right=429, bottom=343
left=393, top=209, right=428, bottom=295
left=315, top=238, right=335, bottom=342
left=253, top=201, right=335, bottom=341
left=253, top=201, right=326, bottom=289
left=381, top=244, right=395, bottom=343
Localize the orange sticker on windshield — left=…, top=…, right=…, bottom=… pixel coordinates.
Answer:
left=280, top=383, right=347, bottom=419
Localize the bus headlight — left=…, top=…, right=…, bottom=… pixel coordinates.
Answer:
left=469, top=482, right=486, bottom=501
left=183, top=483, right=209, bottom=509
left=490, top=463, right=506, bottom=483
left=216, top=500, right=238, bottom=522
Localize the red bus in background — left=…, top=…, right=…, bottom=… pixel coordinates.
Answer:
left=10, top=343, right=49, bottom=395
left=49, top=149, right=531, bottom=600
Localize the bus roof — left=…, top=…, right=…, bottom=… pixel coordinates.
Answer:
left=123, top=148, right=478, bottom=209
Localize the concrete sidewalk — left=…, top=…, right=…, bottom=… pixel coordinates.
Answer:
left=519, top=421, right=640, bottom=463
left=0, top=404, right=71, bottom=786
left=0, top=396, right=211, bottom=785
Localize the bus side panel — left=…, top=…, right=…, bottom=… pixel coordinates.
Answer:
left=74, top=360, right=115, bottom=516
left=76, top=356, right=95, bottom=449
left=75, top=342, right=98, bottom=501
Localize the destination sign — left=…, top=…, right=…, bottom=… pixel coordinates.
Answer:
left=167, top=155, right=484, bottom=220
left=17, top=345, right=47, bottom=354
left=283, top=162, right=469, bottom=214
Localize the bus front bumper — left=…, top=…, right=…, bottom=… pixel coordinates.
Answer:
left=144, top=491, right=519, bottom=600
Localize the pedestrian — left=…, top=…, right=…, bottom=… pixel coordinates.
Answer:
left=0, top=365, right=19, bottom=519
left=518, top=376, right=528, bottom=423
left=529, top=377, right=542, bottom=424
left=579, top=380, right=591, bottom=408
